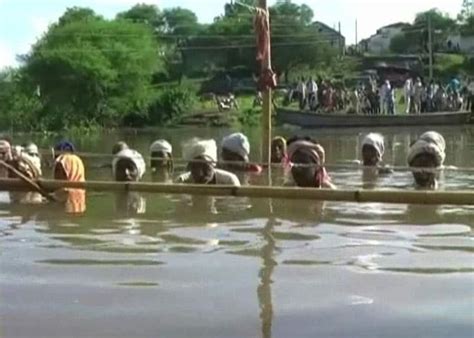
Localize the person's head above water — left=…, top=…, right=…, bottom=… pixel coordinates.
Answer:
left=150, top=139, right=173, bottom=172
left=112, top=149, right=146, bottom=182
left=407, top=131, right=446, bottom=189
left=0, top=139, right=12, bottom=161
left=183, top=138, right=217, bottom=184
left=271, top=136, right=287, bottom=164
left=221, top=133, right=250, bottom=163
left=361, top=133, right=385, bottom=166
left=288, top=138, right=327, bottom=188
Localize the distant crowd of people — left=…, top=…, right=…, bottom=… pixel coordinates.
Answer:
left=284, top=76, right=474, bottom=115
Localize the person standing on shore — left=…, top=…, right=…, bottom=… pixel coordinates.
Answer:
left=404, top=78, right=413, bottom=113
left=413, top=78, right=423, bottom=114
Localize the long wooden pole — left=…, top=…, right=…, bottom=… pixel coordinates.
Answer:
left=428, top=15, right=433, bottom=80
left=259, top=0, right=272, bottom=169
left=1, top=179, right=474, bottom=206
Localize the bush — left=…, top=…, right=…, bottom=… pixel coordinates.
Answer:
left=238, top=107, right=260, bottom=127
left=148, top=86, right=197, bottom=125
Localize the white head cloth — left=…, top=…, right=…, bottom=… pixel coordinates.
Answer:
left=183, top=139, right=217, bottom=164
left=408, top=131, right=446, bottom=167
left=362, top=133, right=385, bottom=160
left=150, top=139, right=172, bottom=154
left=24, top=143, right=39, bottom=156
left=221, top=133, right=250, bottom=161
left=112, top=149, right=146, bottom=179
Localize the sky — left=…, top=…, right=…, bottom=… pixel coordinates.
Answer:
left=0, top=0, right=462, bottom=69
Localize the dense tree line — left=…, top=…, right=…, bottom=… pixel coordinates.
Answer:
left=0, top=0, right=342, bottom=131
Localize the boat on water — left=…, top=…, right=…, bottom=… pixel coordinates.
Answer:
left=276, top=108, right=473, bottom=128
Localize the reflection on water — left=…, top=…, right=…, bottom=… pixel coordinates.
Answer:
left=0, top=126, right=473, bottom=338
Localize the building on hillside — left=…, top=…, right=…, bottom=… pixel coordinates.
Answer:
left=446, top=34, right=474, bottom=53
left=312, top=21, right=346, bottom=51
left=360, top=22, right=410, bottom=54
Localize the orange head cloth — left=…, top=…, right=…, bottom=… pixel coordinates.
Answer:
left=55, top=154, right=85, bottom=182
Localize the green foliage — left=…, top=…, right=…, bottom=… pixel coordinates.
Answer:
left=22, top=9, right=162, bottom=130
left=116, top=4, right=163, bottom=29
left=237, top=108, right=261, bottom=127
left=148, top=86, right=197, bottom=125
left=433, top=54, right=466, bottom=79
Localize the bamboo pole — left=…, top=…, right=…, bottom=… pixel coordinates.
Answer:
left=0, top=179, right=473, bottom=206
left=0, top=160, right=56, bottom=201
left=259, top=0, right=272, bottom=169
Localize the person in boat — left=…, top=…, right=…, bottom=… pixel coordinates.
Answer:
left=221, top=133, right=262, bottom=173
left=407, top=131, right=446, bottom=190
left=112, top=145, right=146, bottom=182
left=53, top=146, right=86, bottom=214
left=271, top=136, right=288, bottom=164
left=176, top=139, right=240, bottom=186
left=150, top=139, right=173, bottom=175
left=287, top=137, right=335, bottom=189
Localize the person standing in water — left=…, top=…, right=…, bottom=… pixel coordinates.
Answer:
left=177, top=139, right=240, bottom=186
left=407, top=131, right=446, bottom=190
left=221, top=133, right=262, bottom=173
left=150, top=139, right=173, bottom=176
left=287, top=137, right=335, bottom=189
left=271, top=136, right=288, bottom=165
left=112, top=143, right=146, bottom=182
left=53, top=141, right=86, bottom=214
left=361, top=133, right=385, bottom=167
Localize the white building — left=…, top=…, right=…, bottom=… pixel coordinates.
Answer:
left=446, top=34, right=474, bottom=53
left=363, top=23, right=410, bottom=54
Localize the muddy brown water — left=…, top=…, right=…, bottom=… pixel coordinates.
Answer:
left=0, top=126, right=473, bottom=338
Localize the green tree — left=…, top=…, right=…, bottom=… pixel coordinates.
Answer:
left=116, top=4, right=164, bottom=31
left=22, top=8, right=162, bottom=130
left=458, top=0, right=473, bottom=23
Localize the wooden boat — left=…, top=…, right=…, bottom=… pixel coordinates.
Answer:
left=276, top=108, right=473, bottom=128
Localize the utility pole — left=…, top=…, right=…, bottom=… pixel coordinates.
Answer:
left=428, top=15, right=433, bottom=80
left=259, top=0, right=272, bottom=169
left=338, top=22, right=343, bottom=56
left=355, top=19, right=358, bottom=54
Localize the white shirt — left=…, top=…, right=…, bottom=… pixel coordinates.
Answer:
left=307, top=81, right=318, bottom=93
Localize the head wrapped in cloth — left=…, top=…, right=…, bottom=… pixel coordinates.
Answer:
left=112, top=149, right=146, bottom=180
left=221, top=133, right=250, bottom=161
left=0, top=139, right=12, bottom=160
left=183, top=139, right=217, bottom=164
left=362, top=133, right=385, bottom=161
left=150, top=139, right=173, bottom=155
left=407, top=131, right=446, bottom=167
left=288, top=140, right=325, bottom=165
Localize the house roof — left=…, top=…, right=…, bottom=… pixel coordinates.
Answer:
left=312, top=21, right=345, bottom=39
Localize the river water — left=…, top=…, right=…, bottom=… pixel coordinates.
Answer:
left=0, top=126, right=473, bottom=338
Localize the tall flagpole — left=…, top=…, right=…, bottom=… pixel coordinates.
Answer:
left=259, top=0, right=272, bottom=169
